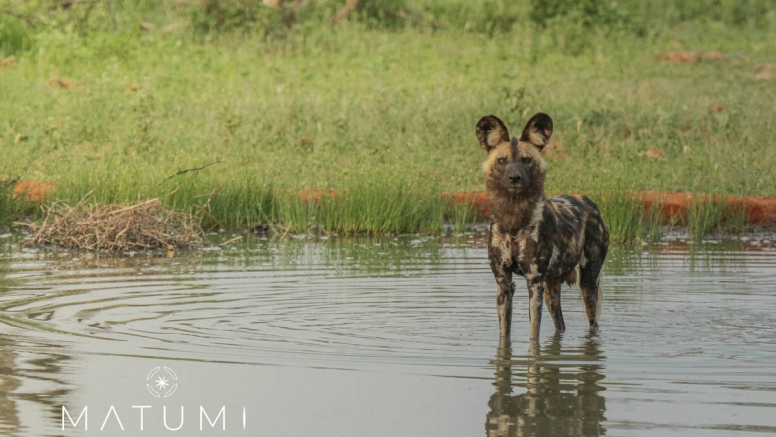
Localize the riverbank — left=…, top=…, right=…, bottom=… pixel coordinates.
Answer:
left=7, top=183, right=776, bottom=247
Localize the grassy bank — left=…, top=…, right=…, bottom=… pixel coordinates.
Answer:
left=1, top=1, right=775, bottom=239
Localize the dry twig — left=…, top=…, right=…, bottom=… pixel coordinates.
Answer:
left=218, top=235, right=243, bottom=246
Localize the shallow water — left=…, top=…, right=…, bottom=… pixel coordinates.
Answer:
left=0, top=231, right=775, bottom=436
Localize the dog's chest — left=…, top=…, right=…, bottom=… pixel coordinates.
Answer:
left=490, top=224, right=538, bottom=275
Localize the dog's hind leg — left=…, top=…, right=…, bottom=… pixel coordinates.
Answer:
left=580, top=213, right=608, bottom=330
left=543, top=280, right=565, bottom=332
left=579, top=264, right=602, bottom=329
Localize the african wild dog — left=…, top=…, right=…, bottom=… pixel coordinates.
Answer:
left=476, top=113, right=609, bottom=339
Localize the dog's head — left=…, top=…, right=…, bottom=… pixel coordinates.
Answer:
left=476, top=113, right=552, bottom=197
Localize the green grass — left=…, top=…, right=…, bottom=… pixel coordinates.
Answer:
left=686, top=195, right=751, bottom=238
left=592, top=191, right=663, bottom=243
left=449, top=200, right=479, bottom=235
left=1, top=1, right=774, bottom=237
left=720, top=198, right=750, bottom=234
left=0, top=183, right=37, bottom=226
left=687, top=196, right=725, bottom=238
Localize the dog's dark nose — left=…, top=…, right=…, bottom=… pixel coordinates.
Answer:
left=509, top=174, right=521, bottom=184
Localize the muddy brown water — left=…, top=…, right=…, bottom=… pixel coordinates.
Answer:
left=0, top=231, right=775, bottom=437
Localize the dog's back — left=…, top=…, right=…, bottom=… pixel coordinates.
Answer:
left=540, top=195, right=609, bottom=284
left=542, top=195, right=609, bottom=322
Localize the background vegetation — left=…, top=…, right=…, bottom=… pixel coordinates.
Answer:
left=1, top=0, right=775, bottom=239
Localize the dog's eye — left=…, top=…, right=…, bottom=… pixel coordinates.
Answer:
left=497, top=157, right=507, bottom=165
left=521, top=156, right=533, bottom=164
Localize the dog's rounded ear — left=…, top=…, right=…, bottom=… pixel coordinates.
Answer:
left=476, top=115, right=510, bottom=153
left=520, top=113, right=553, bottom=150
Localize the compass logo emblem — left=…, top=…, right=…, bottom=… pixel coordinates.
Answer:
left=146, top=366, right=178, bottom=398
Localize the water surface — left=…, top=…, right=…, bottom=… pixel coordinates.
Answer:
left=0, top=231, right=775, bottom=436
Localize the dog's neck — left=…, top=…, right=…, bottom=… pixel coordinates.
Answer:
left=488, top=186, right=545, bottom=235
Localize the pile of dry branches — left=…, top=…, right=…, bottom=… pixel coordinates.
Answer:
left=26, top=197, right=206, bottom=252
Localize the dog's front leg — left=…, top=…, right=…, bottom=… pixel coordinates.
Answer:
left=489, top=229, right=515, bottom=338
left=526, top=277, right=544, bottom=339
left=496, top=274, right=514, bottom=337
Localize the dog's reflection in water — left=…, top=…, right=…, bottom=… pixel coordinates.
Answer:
left=486, top=335, right=606, bottom=437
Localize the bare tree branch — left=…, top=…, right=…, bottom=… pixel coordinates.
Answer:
left=48, top=0, right=109, bottom=10
left=160, top=159, right=221, bottom=185
left=0, top=7, right=38, bottom=27
left=331, top=0, right=360, bottom=25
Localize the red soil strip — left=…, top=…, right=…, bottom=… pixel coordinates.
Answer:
left=13, top=181, right=57, bottom=202
left=638, top=191, right=776, bottom=226
left=445, top=191, right=490, bottom=216
left=295, top=189, right=338, bottom=202
left=444, top=191, right=776, bottom=226
left=655, top=51, right=728, bottom=64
